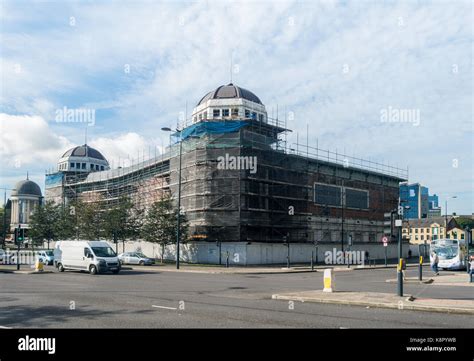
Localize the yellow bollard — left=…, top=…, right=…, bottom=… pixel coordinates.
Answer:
left=35, top=258, right=44, bottom=272
left=323, top=269, right=334, bottom=292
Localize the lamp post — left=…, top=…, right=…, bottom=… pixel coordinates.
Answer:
left=445, top=195, right=457, bottom=230
left=161, top=128, right=199, bottom=270
left=162, top=127, right=182, bottom=269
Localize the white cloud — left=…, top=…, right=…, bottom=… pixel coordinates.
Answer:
left=0, top=113, right=73, bottom=169
left=89, top=132, right=157, bottom=168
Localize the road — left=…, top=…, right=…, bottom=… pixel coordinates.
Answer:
left=0, top=266, right=472, bottom=328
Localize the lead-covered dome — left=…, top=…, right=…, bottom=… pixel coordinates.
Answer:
left=11, top=179, right=42, bottom=197
left=197, top=83, right=262, bottom=106
left=62, top=144, right=107, bottom=161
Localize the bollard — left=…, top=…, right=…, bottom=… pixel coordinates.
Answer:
left=226, top=252, right=229, bottom=268
left=397, top=259, right=404, bottom=297
left=311, top=251, right=314, bottom=271
left=35, top=258, right=44, bottom=272
left=418, top=256, right=423, bottom=281
left=323, top=269, right=334, bottom=292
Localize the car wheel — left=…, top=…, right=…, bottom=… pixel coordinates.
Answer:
left=89, top=265, right=97, bottom=275
left=58, top=263, right=65, bottom=272
left=139, top=260, right=145, bottom=266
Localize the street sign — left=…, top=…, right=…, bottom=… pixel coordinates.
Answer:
left=382, top=236, right=388, bottom=247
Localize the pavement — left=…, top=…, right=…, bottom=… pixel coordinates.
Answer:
left=272, top=290, right=474, bottom=315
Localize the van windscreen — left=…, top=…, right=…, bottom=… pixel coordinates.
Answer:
left=91, top=247, right=116, bottom=257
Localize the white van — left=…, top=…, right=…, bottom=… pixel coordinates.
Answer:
left=54, top=241, right=121, bottom=275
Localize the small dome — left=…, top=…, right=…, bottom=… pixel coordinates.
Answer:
left=62, top=144, right=108, bottom=162
left=11, top=179, right=42, bottom=197
left=197, top=83, right=262, bottom=106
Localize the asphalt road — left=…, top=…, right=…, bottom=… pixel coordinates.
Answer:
left=0, top=266, right=472, bottom=328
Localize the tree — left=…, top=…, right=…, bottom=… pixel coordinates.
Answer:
left=29, top=201, right=61, bottom=249
left=102, top=197, right=137, bottom=253
left=141, top=195, right=188, bottom=263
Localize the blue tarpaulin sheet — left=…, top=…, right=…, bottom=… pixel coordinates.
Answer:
left=45, top=172, right=63, bottom=187
left=174, top=121, right=249, bottom=140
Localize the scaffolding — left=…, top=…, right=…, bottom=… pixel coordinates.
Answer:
left=45, top=118, right=407, bottom=245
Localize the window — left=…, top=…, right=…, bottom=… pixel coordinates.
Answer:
left=96, top=165, right=99, bottom=170
left=76, top=163, right=80, bottom=169
left=100, top=166, right=104, bottom=171
left=213, top=109, right=220, bottom=117
left=82, top=163, right=86, bottom=169
left=258, top=114, right=264, bottom=122
left=232, top=108, right=239, bottom=117
left=421, top=229, right=424, bottom=233
left=84, top=248, right=91, bottom=257
left=314, top=183, right=341, bottom=207
left=90, top=164, right=94, bottom=170
left=345, top=188, right=369, bottom=209
left=415, top=229, right=418, bottom=233
left=245, top=109, right=250, bottom=118
left=199, top=113, right=202, bottom=120
left=251, top=112, right=257, bottom=120
left=222, top=109, right=229, bottom=117
left=70, top=163, right=75, bottom=168
left=421, top=235, right=424, bottom=240
left=203, top=111, right=207, bottom=119
left=461, top=234, right=465, bottom=239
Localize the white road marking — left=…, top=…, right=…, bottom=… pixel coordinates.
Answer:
left=0, top=326, right=12, bottom=329
left=152, top=305, right=177, bottom=310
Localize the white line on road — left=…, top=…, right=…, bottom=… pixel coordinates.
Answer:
left=0, top=326, right=12, bottom=329
left=152, top=305, right=177, bottom=310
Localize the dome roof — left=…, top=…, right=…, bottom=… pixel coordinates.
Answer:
left=61, top=144, right=108, bottom=162
left=11, top=179, right=42, bottom=197
left=197, top=83, right=262, bottom=106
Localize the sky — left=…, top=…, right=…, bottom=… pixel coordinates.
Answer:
left=0, top=0, right=472, bottom=215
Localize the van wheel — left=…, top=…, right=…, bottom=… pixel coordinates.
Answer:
left=58, top=263, right=65, bottom=272
left=89, top=265, right=97, bottom=275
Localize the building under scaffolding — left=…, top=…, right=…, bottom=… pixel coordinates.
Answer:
left=45, top=83, right=408, bottom=264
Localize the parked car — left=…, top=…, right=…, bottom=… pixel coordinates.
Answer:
left=118, top=252, right=154, bottom=265
left=37, top=250, right=55, bottom=265
left=54, top=240, right=121, bottom=275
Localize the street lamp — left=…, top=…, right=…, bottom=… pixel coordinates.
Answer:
left=161, top=127, right=199, bottom=270
left=162, top=127, right=183, bottom=269
left=445, top=195, right=457, bottom=230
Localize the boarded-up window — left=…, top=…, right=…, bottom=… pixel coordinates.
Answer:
left=314, top=183, right=341, bottom=206
left=345, top=188, right=368, bottom=209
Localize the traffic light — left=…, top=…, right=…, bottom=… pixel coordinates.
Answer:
left=14, top=227, right=24, bottom=245
left=384, top=212, right=393, bottom=238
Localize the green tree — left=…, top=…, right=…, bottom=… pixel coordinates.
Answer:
left=141, top=195, right=188, bottom=263
left=29, top=201, right=60, bottom=249
left=102, top=197, right=137, bottom=252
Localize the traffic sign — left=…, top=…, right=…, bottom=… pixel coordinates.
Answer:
left=382, top=236, right=388, bottom=247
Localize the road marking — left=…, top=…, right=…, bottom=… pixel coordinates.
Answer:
left=0, top=326, right=12, bottom=329
left=152, top=305, right=177, bottom=310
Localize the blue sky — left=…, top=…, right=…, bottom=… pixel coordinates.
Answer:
left=0, top=0, right=472, bottom=215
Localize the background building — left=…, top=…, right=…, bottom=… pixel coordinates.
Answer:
left=9, top=177, right=43, bottom=234
left=45, top=83, right=408, bottom=264
left=400, top=183, right=441, bottom=219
